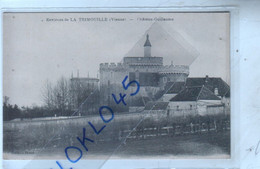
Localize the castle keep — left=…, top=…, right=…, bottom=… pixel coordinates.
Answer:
left=99, top=34, right=190, bottom=106
left=100, top=34, right=189, bottom=91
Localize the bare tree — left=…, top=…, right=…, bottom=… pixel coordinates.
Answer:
left=41, top=80, right=55, bottom=109
left=53, top=76, right=70, bottom=115
left=3, top=96, right=9, bottom=105
left=41, top=77, right=72, bottom=116
left=41, top=76, right=100, bottom=116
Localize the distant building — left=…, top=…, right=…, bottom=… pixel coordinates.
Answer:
left=169, top=86, right=224, bottom=116
left=185, top=76, right=230, bottom=98
left=160, top=75, right=230, bottom=109
left=70, top=74, right=99, bottom=113
left=71, top=77, right=99, bottom=90
left=185, top=76, right=230, bottom=110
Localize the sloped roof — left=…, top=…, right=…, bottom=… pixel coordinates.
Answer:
left=198, top=86, right=221, bottom=100
left=144, top=34, right=152, bottom=47
left=170, top=86, right=221, bottom=101
left=165, top=82, right=185, bottom=94
left=185, top=77, right=230, bottom=97
left=144, top=101, right=169, bottom=110
left=153, top=82, right=185, bottom=100
left=129, top=96, right=151, bottom=107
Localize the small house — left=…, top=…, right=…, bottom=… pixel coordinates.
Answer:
left=169, top=86, right=224, bottom=116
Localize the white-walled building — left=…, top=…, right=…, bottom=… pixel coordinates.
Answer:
left=169, top=86, right=224, bottom=116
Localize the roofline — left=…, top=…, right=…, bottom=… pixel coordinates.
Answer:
left=187, top=77, right=229, bottom=85
left=169, top=85, right=220, bottom=102
left=196, top=85, right=204, bottom=101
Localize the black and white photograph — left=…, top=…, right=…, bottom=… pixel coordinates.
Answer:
left=3, top=12, right=230, bottom=161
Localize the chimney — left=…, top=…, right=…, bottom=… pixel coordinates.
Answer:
left=214, top=88, right=219, bottom=96
left=205, top=75, right=209, bottom=83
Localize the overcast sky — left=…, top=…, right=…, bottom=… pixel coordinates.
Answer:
left=3, top=12, right=230, bottom=107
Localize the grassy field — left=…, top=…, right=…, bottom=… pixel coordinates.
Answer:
left=116, top=131, right=230, bottom=158
left=3, top=112, right=230, bottom=160
left=4, top=131, right=230, bottom=160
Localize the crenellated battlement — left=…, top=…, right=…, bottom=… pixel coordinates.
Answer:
left=159, top=65, right=189, bottom=74
left=163, top=64, right=189, bottom=69
left=100, top=33, right=190, bottom=81
left=100, top=62, right=189, bottom=75
left=100, top=62, right=127, bottom=71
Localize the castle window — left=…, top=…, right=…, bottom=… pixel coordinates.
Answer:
left=177, top=105, right=179, bottom=110
left=190, top=105, right=192, bottom=110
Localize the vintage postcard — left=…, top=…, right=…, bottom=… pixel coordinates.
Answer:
left=3, top=12, right=230, bottom=164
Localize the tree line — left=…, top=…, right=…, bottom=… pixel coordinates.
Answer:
left=3, top=76, right=100, bottom=121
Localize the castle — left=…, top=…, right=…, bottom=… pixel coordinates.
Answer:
left=71, top=33, right=229, bottom=115
left=99, top=34, right=190, bottom=105
left=67, top=32, right=230, bottom=117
